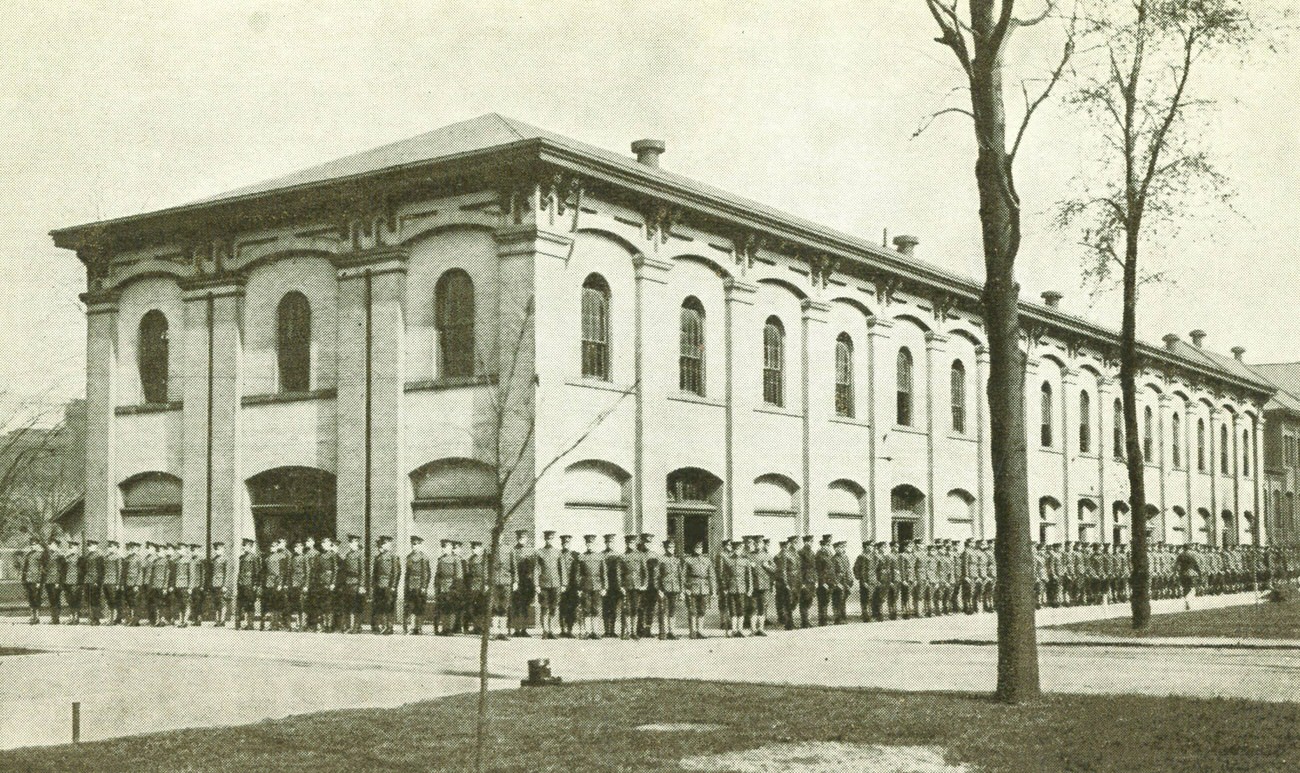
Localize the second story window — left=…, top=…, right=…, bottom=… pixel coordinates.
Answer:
left=435, top=269, right=475, bottom=378
left=763, top=316, right=784, bottom=406
left=835, top=333, right=854, bottom=418
left=896, top=347, right=913, bottom=426
left=1171, top=412, right=1182, bottom=468
left=1079, top=390, right=1092, bottom=453
left=1197, top=418, right=1207, bottom=472
left=950, top=360, right=967, bottom=433
left=138, top=309, right=169, bottom=404
left=679, top=297, right=705, bottom=396
left=1040, top=382, right=1054, bottom=448
left=277, top=291, right=311, bottom=393
left=581, top=274, right=611, bottom=380
left=1113, top=399, right=1124, bottom=461
left=1220, top=423, right=1230, bottom=474
left=1243, top=428, right=1251, bottom=476
left=1143, top=406, right=1154, bottom=462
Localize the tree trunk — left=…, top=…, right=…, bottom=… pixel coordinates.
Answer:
left=969, top=1, right=1040, bottom=703
left=1121, top=223, right=1152, bottom=629
left=474, top=506, right=506, bottom=773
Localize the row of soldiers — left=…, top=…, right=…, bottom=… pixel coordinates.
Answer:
left=18, top=531, right=1300, bottom=633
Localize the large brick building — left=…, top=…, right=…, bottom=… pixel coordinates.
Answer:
left=51, top=114, right=1278, bottom=569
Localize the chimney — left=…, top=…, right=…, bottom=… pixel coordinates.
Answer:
left=893, top=235, right=919, bottom=256
left=631, top=139, right=666, bottom=168
left=1162, top=333, right=1180, bottom=351
left=1041, top=291, right=1063, bottom=309
left=1189, top=329, right=1207, bottom=348
left=1232, top=346, right=1246, bottom=362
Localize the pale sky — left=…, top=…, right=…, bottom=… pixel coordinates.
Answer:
left=2, top=1, right=1298, bottom=420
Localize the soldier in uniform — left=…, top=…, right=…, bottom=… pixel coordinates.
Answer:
left=748, top=536, right=774, bottom=635
left=655, top=538, right=685, bottom=639
left=574, top=534, right=605, bottom=640
left=1031, top=543, right=1046, bottom=609
left=813, top=535, right=834, bottom=626
left=720, top=539, right=753, bottom=636
left=869, top=542, right=888, bottom=620
left=404, top=535, right=431, bottom=635
left=509, top=530, right=536, bottom=638
left=171, top=543, right=191, bottom=627
left=236, top=538, right=260, bottom=630
left=434, top=539, right=465, bottom=635
left=535, top=531, right=567, bottom=640
left=638, top=533, right=660, bottom=638
left=103, top=540, right=124, bottom=625
left=683, top=541, right=713, bottom=639
left=44, top=538, right=65, bottom=624
left=617, top=534, right=647, bottom=640
left=20, top=537, right=42, bottom=625
left=831, top=540, right=852, bottom=624
left=339, top=534, right=365, bottom=633
left=714, top=537, right=731, bottom=633
left=466, top=541, right=488, bottom=634
left=774, top=536, right=799, bottom=630
left=286, top=540, right=307, bottom=631
left=123, top=541, right=145, bottom=626
left=62, top=540, right=83, bottom=624
left=489, top=535, right=517, bottom=641
left=557, top=535, right=579, bottom=638
left=600, top=533, right=621, bottom=638
left=301, top=536, right=320, bottom=630
left=144, top=542, right=166, bottom=626
left=265, top=539, right=290, bottom=630
left=314, top=537, right=338, bottom=631
left=208, top=541, right=229, bottom=627
left=370, top=536, right=399, bottom=635
left=797, top=535, right=817, bottom=628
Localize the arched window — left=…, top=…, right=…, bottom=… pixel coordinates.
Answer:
left=138, top=310, right=169, bottom=404
left=950, top=360, right=967, bottom=433
left=1197, top=418, right=1207, bottom=472
left=834, top=333, right=854, bottom=417
left=435, top=269, right=475, bottom=378
left=1040, top=382, right=1054, bottom=448
left=277, top=292, right=311, bottom=393
left=763, top=317, right=784, bottom=406
left=1078, top=390, right=1092, bottom=453
left=581, top=274, right=610, bottom=380
left=896, top=347, right=914, bottom=426
left=1142, top=405, right=1154, bottom=462
left=1171, top=412, right=1182, bottom=468
left=1220, top=424, right=1230, bottom=474
left=1243, top=428, right=1251, bottom=476
left=679, top=297, right=705, bottom=396
left=1113, top=399, right=1125, bottom=460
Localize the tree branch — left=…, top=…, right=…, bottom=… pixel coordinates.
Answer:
left=912, top=106, right=977, bottom=139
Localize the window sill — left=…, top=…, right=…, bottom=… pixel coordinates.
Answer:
left=946, top=432, right=976, bottom=443
left=829, top=416, right=869, bottom=428
left=116, top=401, right=183, bottom=416
left=891, top=424, right=927, bottom=437
left=1038, top=446, right=1064, bottom=456
left=1078, top=452, right=1098, bottom=461
left=667, top=392, right=724, bottom=408
left=754, top=405, right=802, bottom=419
left=405, top=374, right=498, bottom=393
left=565, top=378, right=635, bottom=395
left=242, top=389, right=337, bottom=407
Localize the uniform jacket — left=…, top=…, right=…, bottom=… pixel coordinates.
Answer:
left=750, top=550, right=775, bottom=592
left=897, top=551, right=915, bottom=583
left=315, top=550, right=339, bottom=588
left=683, top=554, right=714, bottom=595
left=237, top=551, right=262, bottom=588
left=340, top=548, right=364, bottom=589
left=1033, top=552, right=1046, bottom=582
left=371, top=551, right=400, bottom=591
left=63, top=552, right=82, bottom=586
left=832, top=552, right=853, bottom=588
left=147, top=554, right=169, bottom=589
left=20, top=548, right=41, bottom=584
left=575, top=551, right=606, bottom=593
left=534, top=546, right=567, bottom=590
left=618, top=550, right=648, bottom=592
left=879, top=551, right=900, bottom=585
left=263, top=550, right=288, bottom=589
left=719, top=552, right=753, bottom=595
left=798, top=545, right=818, bottom=586
left=124, top=553, right=145, bottom=587
left=655, top=554, right=685, bottom=593
left=173, top=556, right=192, bottom=589
left=104, top=552, right=124, bottom=587
left=603, top=549, right=622, bottom=593
left=490, top=548, right=516, bottom=586
left=47, top=551, right=67, bottom=586
left=405, top=549, right=432, bottom=593
left=208, top=554, right=229, bottom=588
left=435, top=553, right=466, bottom=592
left=289, top=552, right=311, bottom=589
left=640, top=549, right=660, bottom=592
left=510, top=546, right=536, bottom=589
left=467, top=553, right=487, bottom=590
left=815, top=547, right=836, bottom=586
left=775, top=547, right=801, bottom=590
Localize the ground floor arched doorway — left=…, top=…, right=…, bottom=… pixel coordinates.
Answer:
left=891, top=484, right=924, bottom=544
left=667, top=467, right=722, bottom=554
left=247, top=467, right=337, bottom=550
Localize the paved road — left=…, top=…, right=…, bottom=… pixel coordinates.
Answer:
left=1, top=591, right=1294, bottom=750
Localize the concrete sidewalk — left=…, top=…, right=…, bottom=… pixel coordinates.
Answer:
left=0, top=591, right=1293, bottom=751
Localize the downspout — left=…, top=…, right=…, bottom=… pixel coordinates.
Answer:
left=364, top=269, right=373, bottom=572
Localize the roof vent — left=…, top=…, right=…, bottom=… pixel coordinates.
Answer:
left=1162, top=333, right=1180, bottom=351
left=1041, top=291, right=1063, bottom=309
left=1232, top=346, right=1246, bottom=362
left=1189, top=329, right=1207, bottom=348
left=892, top=235, right=919, bottom=256
left=631, top=139, right=666, bottom=168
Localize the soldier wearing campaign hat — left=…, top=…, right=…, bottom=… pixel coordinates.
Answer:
left=535, top=530, right=567, bottom=640
left=557, top=535, right=579, bottom=638
left=719, top=538, right=753, bottom=636
left=370, top=536, right=399, bottom=634
left=434, top=538, right=466, bottom=635
left=19, top=537, right=43, bottom=625
left=774, top=536, right=799, bottom=629
left=465, top=540, right=488, bottom=634
left=638, top=533, right=661, bottom=638
left=574, top=535, right=606, bottom=640
left=683, top=540, right=713, bottom=639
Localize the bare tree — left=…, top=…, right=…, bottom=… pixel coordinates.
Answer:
left=920, top=0, right=1076, bottom=702
left=0, top=394, right=76, bottom=545
left=1056, top=0, right=1261, bottom=629
left=469, top=293, right=635, bottom=773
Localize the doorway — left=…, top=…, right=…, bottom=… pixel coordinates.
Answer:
left=668, top=510, right=712, bottom=554
left=892, top=519, right=916, bottom=544
left=247, top=467, right=337, bottom=551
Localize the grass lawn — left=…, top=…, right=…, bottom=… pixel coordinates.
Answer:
left=1055, top=599, right=1300, bottom=640
left=3, top=680, right=1298, bottom=772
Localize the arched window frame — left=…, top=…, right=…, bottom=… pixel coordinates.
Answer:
left=1142, top=405, right=1154, bottom=462
left=1040, top=382, right=1054, bottom=448
left=435, top=269, right=476, bottom=378
left=1113, top=399, right=1125, bottom=461
left=762, top=316, right=785, bottom=406
left=679, top=297, right=706, bottom=396
left=1197, top=418, right=1207, bottom=472
left=950, top=360, right=967, bottom=434
left=1078, top=390, right=1092, bottom=454
left=896, top=347, right=914, bottom=427
left=1171, top=412, right=1182, bottom=469
left=1220, top=423, right=1230, bottom=474
left=581, top=274, right=611, bottom=380
left=1243, top=427, right=1251, bottom=476
left=834, top=333, right=854, bottom=418
left=138, top=309, right=170, bottom=404
left=276, top=292, right=311, bottom=393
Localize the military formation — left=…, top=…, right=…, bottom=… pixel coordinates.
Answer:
left=16, top=531, right=1300, bottom=633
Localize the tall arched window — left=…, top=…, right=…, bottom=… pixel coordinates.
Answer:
left=834, top=333, right=854, bottom=417
left=138, top=310, right=169, bottom=404
left=1197, top=418, right=1207, bottom=472
left=277, top=292, right=311, bottom=393
left=950, top=360, right=967, bottom=433
left=1142, top=405, right=1154, bottom=462
left=1040, top=382, right=1054, bottom=448
left=1243, top=428, right=1251, bottom=476
left=1171, top=412, right=1182, bottom=468
left=896, top=347, right=914, bottom=426
left=581, top=274, right=610, bottom=380
left=762, top=316, right=784, bottom=406
left=679, top=297, right=705, bottom=396
left=435, top=269, right=475, bottom=378
left=1078, top=390, right=1092, bottom=453
left=1220, top=424, right=1230, bottom=474
left=1113, top=399, right=1125, bottom=460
